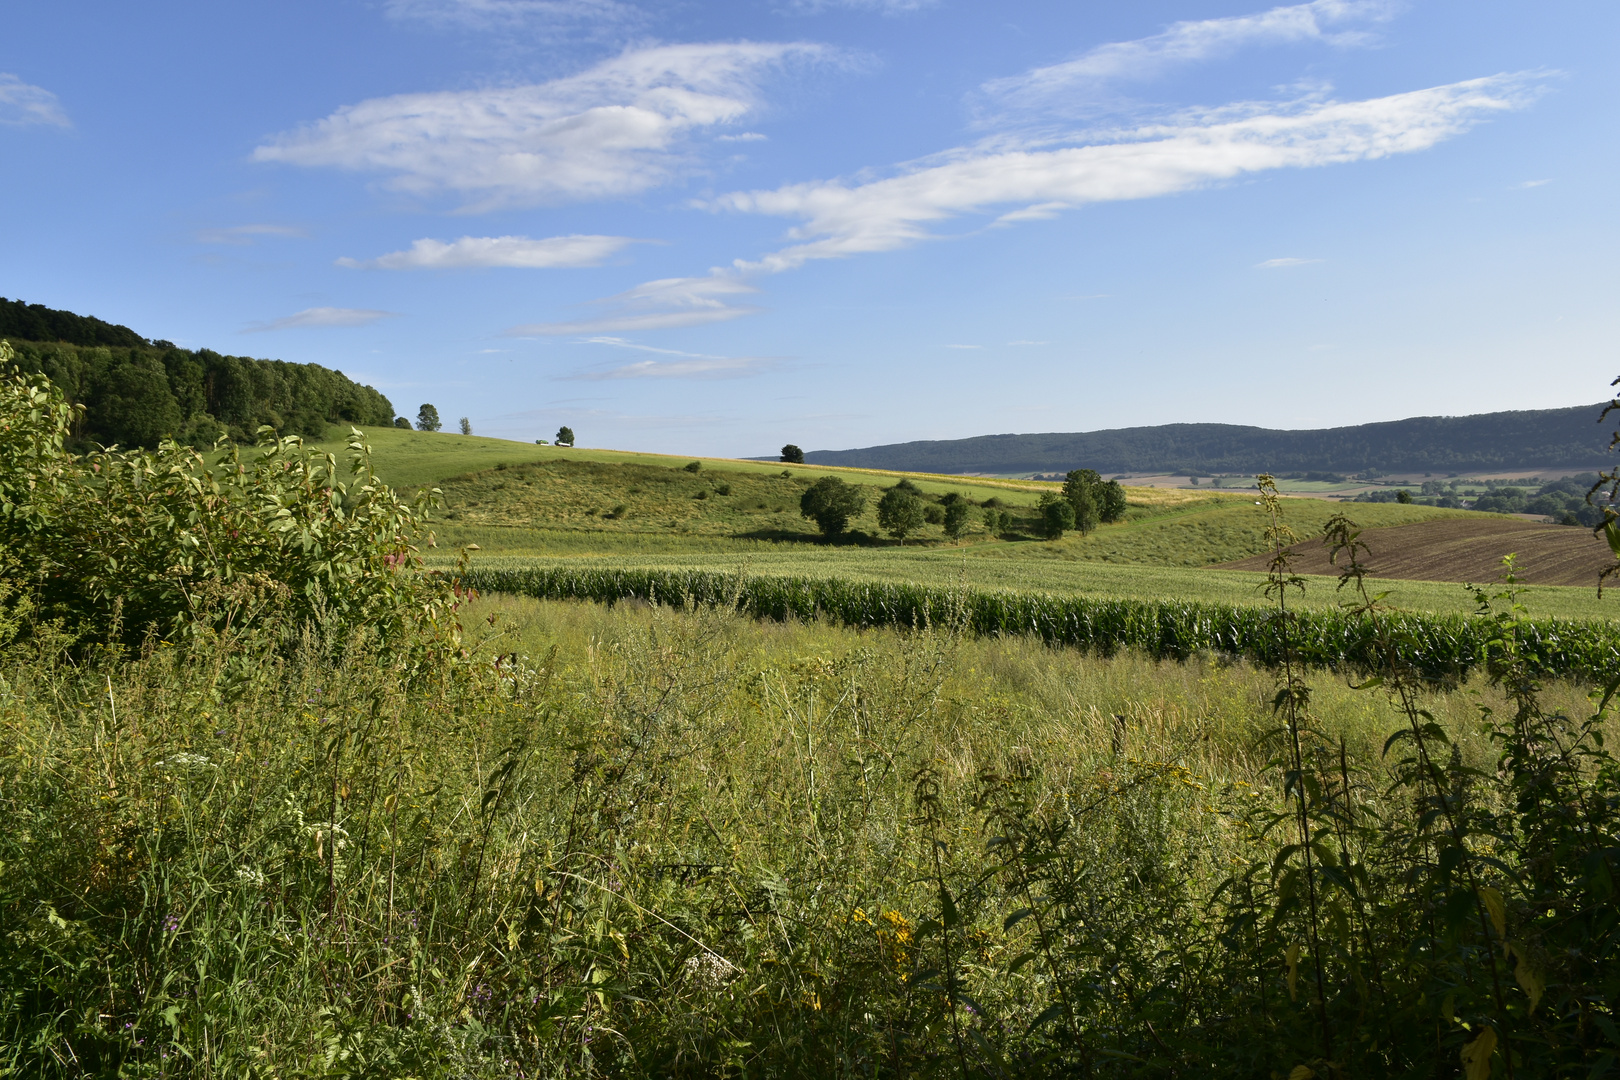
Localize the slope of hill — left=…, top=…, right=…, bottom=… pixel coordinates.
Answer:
left=1, top=298, right=395, bottom=447
left=802, top=404, right=1614, bottom=476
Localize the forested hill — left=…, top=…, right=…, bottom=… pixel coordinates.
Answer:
left=1, top=298, right=395, bottom=448
left=803, top=404, right=1615, bottom=476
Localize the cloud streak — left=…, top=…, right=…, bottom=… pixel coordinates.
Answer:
left=196, top=224, right=308, bottom=245
left=244, top=307, right=398, bottom=332
left=567, top=336, right=776, bottom=379
left=0, top=73, right=70, bottom=127
left=717, top=74, right=1541, bottom=275
left=253, top=42, right=829, bottom=210
left=384, top=0, right=641, bottom=32
left=566, top=72, right=1538, bottom=332
left=1255, top=256, right=1322, bottom=267
left=338, top=234, right=638, bottom=269
left=979, top=0, right=1395, bottom=118
left=506, top=275, right=761, bottom=335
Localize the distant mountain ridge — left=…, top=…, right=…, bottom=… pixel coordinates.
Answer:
left=803, top=404, right=1615, bottom=476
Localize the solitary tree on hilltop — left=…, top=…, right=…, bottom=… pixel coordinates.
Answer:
left=799, top=476, right=866, bottom=538
left=459, top=417, right=472, bottom=436
left=555, top=426, right=575, bottom=447
left=780, top=444, right=804, bottom=464
left=415, top=404, right=441, bottom=432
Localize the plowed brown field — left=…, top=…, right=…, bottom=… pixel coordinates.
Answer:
left=1216, top=517, right=1616, bottom=586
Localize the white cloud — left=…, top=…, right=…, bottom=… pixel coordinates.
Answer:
left=338, top=233, right=637, bottom=269
left=1008, top=340, right=1047, bottom=346
left=506, top=274, right=761, bottom=335
left=715, top=74, right=1541, bottom=274
left=196, top=224, right=308, bottom=245
left=717, top=131, right=768, bottom=142
left=1515, top=178, right=1552, bottom=188
left=979, top=0, right=1395, bottom=118
left=568, top=336, right=776, bottom=379
left=384, top=0, right=641, bottom=32
left=0, top=73, right=70, bottom=127
left=1255, top=256, right=1322, bottom=267
left=244, top=307, right=398, bottom=332
left=785, top=0, right=937, bottom=13
left=253, top=42, right=828, bottom=210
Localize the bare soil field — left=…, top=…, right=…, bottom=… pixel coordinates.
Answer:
left=1216, top=517, right=1616, bottom=587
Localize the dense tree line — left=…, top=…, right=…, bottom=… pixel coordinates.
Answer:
left=802, top=403, right=1615, bottom=475
left=1356, top=472, right=1613, bottom=525
left=0, top=299, right=394, bottom=448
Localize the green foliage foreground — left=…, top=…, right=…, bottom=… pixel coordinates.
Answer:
left=2, top=591, right=1618, bottom=1077
left=3, top=362, right=1620, bottom=1077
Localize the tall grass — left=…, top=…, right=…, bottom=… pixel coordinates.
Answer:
left=2, top=592, right=1613, bottom=1076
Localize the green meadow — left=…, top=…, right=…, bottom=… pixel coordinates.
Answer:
left=340, top=428, right=1614, bottom=620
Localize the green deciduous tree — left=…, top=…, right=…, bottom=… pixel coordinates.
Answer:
left=943, top=500, right=971, bottom=540
left=799, top=476, right=866, bottom=538
left=1039, top=492, right=1076, bottom=539
left=780, top=444, right=804, bottom=464
left=877, top=487, right=927, bottom=544
left=416, top=404, right=442, bottom=432
left=555, top=426, right=575, bottom=447
left=1062, top=468, right=1125, bottom=531
left=459, top=416, right=472, bottom=436
left=393, top=416, right=411, bottom=429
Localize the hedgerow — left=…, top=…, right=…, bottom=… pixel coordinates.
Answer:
left=462, top=565, right=1620, bottom=682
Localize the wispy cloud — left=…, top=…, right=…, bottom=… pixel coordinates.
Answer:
left=715, top=74, right=1541, bottom=275
left=944, top=344, right=982, bottom=349
left=506, top=275, right=761, bottom=335
left=338, top=234, right=638, bottom=270
left=1008, top=339, right=1047, bottom=346
left=254, top=42, right=830, bottom=210
left=383, top=0, right=642, bottom=33
left=562, top=72, right=1538, bottom=333
left=785, top=0, right=938, bottom=14
left=0, top=73, right=70, bottom=127
left=978, top=0, right=1395, bottom=120
left=1255, top=256, right=1322, bottom=267
left=1515, top=178, right=1552, bottom=188
left=196, top=224, right=308, bottom=245
left=567, top=336, right=777, bottom=379
left=244, top=307, right=398, bottom=332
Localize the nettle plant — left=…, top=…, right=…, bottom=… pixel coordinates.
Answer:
left=0, top=345, right=461, bottom=656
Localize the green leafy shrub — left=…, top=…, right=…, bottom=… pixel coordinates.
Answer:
left=0, top=355, right=458, bottom=655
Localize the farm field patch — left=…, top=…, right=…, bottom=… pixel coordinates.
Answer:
left=1218, top=516, right=1617, bottom=586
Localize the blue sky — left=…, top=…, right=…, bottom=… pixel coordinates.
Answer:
left=2, top=1, right=1615, bottom=455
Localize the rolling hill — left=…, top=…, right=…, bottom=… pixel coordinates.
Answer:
left=801, top=404, right=1616, bottom=476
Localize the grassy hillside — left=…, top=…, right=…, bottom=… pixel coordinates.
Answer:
left=313, top=425, right=1063, bottom=499
left=333, top=427, right=1615, bottom=620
